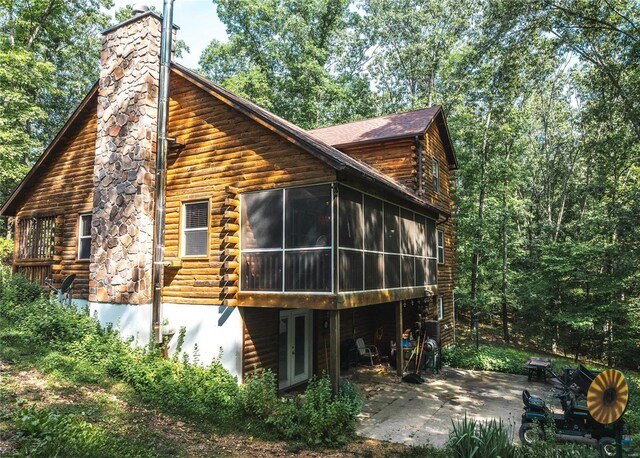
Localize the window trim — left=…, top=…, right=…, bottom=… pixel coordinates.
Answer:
left=77, top=213, right=92, bottom=261
left=180, top=199, right=210, bottom=259
left=437, top=296, right=444, bottom=321
left=437, top=229, right=445, bottom=264
left=433, top=158, right=440, bottom=194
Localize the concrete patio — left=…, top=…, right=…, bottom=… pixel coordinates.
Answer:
left=350, top=365, right=558, bottom=447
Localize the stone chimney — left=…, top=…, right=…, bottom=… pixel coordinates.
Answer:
left=89, top=11, right=171, bottom=305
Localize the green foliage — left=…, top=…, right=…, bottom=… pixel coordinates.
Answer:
left=0, top=272, right=364, bottom=446
left=14, top=406, right=157, bottom=458
left=200, top=0, right=376, bottom=128
left=241, top=369, right=280, bottom=419
left=446, top=414, right=599, bottom=458
left=240, top=371, right=363, bottom=445
left=443, top=344, right=534, bottom=375
left=0, top=238, right=13, bottom=264
left=298, top=376, right=362, bottom=445
left=0, top=1, right=113, bottom=234
left=448, top=415, right=515, bottom=458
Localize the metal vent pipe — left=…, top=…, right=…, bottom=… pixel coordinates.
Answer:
left=151, top=0, right=174, bottom=344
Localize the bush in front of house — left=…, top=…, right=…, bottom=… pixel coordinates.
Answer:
left=240, top=370, right=363, bottom=445
left=0, top=270, right=364, bottom=446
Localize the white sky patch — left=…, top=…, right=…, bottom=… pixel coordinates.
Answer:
left=107, top=0, right=228, bottom=69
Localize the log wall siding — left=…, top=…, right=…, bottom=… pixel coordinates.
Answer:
left=424, top=122, right=456, bottom=347
left=12, top=100, right=98, bottom=297
left=161, top=75, right=336, bottom=305
left=421, top=121, right=452, bottom=214
left=242, top=307, right=279, bottom=379
left=339, top=139, right=415, bottom=190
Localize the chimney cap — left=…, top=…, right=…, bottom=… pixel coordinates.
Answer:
left=132, top=4, right=150, bottom=16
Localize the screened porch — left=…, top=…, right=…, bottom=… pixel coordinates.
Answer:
left=237, top=183, right=439, bottom=310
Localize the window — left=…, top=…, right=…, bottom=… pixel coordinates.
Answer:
left=241, top=185, right=332, bottom=292
left=17, top=216, right=55, bottom=260
left=78, top=214, right=92, bottom=260
left=182, top=201, right=209, bottom=257
left=338, top=185, right=438, bottom=292
left=437, top=296, right=444, bottom=321
left=437, top=229, right=445, bottom=264
left=433, top=158, right=440, bottom=193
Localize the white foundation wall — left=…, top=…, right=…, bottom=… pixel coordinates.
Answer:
left=161, top=303, right=243, bottom=379
left=89, top=301, right=152, bottom=346
left=87, top=301, right=243, bottom=380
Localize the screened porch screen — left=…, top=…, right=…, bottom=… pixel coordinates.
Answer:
left=241, top=185, right=332, bottom=292
left=338, top=185, right=437, bottom=292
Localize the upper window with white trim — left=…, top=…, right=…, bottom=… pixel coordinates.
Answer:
left=437, top=229, right=445, bottom=264
left=182, top=201, right=209, bottom=257
left=433, top=158, right=440, bottom=193
left=78, top=214, right=92, bottom=260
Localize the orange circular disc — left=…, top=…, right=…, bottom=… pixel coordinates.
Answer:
left=587, top=369, right=629, bottom=425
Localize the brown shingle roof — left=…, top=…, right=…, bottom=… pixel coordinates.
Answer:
left=308, top=107, right=458, bottom=169
left=308, top=107, right=441, bottom=147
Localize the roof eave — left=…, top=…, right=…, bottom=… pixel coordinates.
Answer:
left=328, top=133, right=421, bottom=150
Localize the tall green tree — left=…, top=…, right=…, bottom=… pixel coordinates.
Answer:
left=0, top=0, right=113, bottom=234
left=199, top=0, right=375, bottom=128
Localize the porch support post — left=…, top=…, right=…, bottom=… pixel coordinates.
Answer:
left=329, top=309, right=340, bottom=394
left=395, top=301, right=404, bottom=376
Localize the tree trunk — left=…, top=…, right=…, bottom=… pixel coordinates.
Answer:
left=470, top=108, right=491, bottom=329
left=501, top=186, right=509, bottom=342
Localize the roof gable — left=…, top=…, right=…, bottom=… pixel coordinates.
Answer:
left=171, top=64, right=446, bottom=215
left=308, top=107, right=458, bottom=169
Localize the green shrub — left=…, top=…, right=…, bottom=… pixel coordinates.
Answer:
left=241, top=369, right=279, bottom=419
left=0, top=273, right=365, bottom=445
left=0, top=269, right=44, bottom=316
left=443, top=344, right=531, bottom=375
left=119, top=352, right=240, bottom=424
left=240, top=373, right=363, bottom=445
left=0, top=238, right=13, bottom=265
left=448, top=414, right=515, bottom=458
left=20, top=299, right=100, bottom=349
left=15, top=406, right=156, bottom=458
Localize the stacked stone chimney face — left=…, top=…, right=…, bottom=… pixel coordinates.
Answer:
left=89, top=13, right=163, bottom=305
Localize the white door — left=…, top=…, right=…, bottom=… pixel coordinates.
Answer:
left=278, top=309, right=313, bottom=389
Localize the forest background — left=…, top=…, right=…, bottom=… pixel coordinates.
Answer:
left=1, top=0, right=638, bottom=368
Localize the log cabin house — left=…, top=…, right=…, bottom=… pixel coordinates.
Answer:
left=0, top=11, right=458, bottom=391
